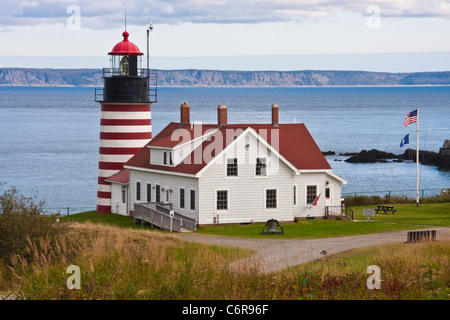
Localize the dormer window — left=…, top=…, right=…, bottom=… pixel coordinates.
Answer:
left=163, top=151, right=173, bottom=166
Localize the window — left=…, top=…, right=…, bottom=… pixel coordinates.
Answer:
left=136, top=182, right=141, bottom=201
left=166, top=190, right=170, bottom=202
left=266, top=189, right=277, bottom=209
left=180, top=188, right=185, bottom=209
left=155, top=185, right=161, bottom=203
left=119, top=56, right=129, bottom=75
left=306, top=185, right=317, bottom=204
left=255, top=157, right=267, bottom=176
left=190, top=190, right=196, bottom=210
left=122, top=186, right=126, bottom=203
left=216, top=190, right=228, bottom=210
left=169, top=152, right=173, bottom=166
left=325, top=187, right=331, bottom=199
left=146, top=183, right=151, bottom=202
left=227, top=158, right=238, bottom=176
left=294, top=185, right=297, bottom=205
left=163, top=152, right=167, bottom=165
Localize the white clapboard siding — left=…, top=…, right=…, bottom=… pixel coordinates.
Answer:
left=129, top=169, right=198, bottom=220
left=128, top=130, right=347, bottom=224
left=198, top=132, right=295, bottom=225
left=294, top=172, right=327, bottom=217
left=150, top=148, right=163, bottom=165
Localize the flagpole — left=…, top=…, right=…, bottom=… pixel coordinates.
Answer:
left=416, top=107, right=419, bottom=207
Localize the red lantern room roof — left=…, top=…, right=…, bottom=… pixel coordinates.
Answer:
left=108, top=31, right=143, bottom=56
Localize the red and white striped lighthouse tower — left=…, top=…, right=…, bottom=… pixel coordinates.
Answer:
left=95, top=30, right=157, bottom=213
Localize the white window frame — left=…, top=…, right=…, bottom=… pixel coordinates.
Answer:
left=305, top=184, right=319, bottom=205
left=215, top=189, right=229, bottom=213
left=254, top=157, right=268, bottom=178
left=325, top=186, right=332, bottom=199
left=294, top=185, right=297, bottom=207
left=264, top=188, right=278, bottom=210
left=136, top=180, right=141, bottom=202
left=225, top=157, right=239, bottom=178
left=179, top=187, right=185, bottom=209
left=146, top=182, right=152, bottom=202
left=189, top=189, right=196, bottom=211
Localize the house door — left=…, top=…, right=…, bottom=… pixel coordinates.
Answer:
left=325, top=187, right=332, bottom=207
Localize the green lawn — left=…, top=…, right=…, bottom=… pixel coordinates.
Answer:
left=351, top=203, right=450, bottom=226
left=196, top=202, right=450, bottom=239
left=61, top=202, right=450, bottom=239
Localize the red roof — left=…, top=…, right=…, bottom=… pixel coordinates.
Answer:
left=106, top=169, right=130, bottom=184
left=125, top=122, right=331, bottom=175
left=108, top=31, right=143, bottom=56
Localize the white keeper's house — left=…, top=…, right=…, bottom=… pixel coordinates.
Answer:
left=107, top=102, right=347, bottom=225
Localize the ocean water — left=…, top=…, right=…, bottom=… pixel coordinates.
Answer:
left=1, top=86, right=449, bottom=212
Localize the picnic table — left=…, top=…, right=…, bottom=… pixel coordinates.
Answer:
left=375, top=205, right=397, bottom=214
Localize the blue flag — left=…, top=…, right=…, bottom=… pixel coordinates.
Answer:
left=400, top=134, right=409, bottom=148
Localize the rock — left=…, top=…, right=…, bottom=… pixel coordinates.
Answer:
left=345, top=149, right=398, bottom=163
left=398, top=149, right=440, bottom=166
left=341, top=141, right=450, bottom=170
left=438, top=140, right=450, bottom=169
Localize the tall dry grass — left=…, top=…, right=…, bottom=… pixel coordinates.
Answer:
left=2, top=221, right=449, bottom=300
left=288, top=240, right=450, bottom=300
left=5, top=222, right=293, bottom=300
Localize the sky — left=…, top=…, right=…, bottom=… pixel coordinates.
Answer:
left=1, top=0, right=450, bottom=72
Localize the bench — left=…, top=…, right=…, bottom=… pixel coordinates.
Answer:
left=375, top=205, right=397, bottom=214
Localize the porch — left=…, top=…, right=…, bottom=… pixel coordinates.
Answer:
left=325, top=205, right=353, bottom=220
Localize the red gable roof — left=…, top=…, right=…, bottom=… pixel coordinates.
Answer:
left=125, top=122, right=331, bottom=175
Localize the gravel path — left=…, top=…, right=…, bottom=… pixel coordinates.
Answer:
left=177, top=227, right=450, bottom=274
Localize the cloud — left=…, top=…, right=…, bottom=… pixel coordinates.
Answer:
left=1, top=0, right=449, bottom=29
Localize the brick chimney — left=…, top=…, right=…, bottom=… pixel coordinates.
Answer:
left=180, top=101, right=190, bottom=125
left=218, top=104, right=227, bottom=127
left=272, top=104, right=279, bottom=126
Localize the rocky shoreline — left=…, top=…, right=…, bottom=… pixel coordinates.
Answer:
left=322, top=140, right=450, bottom=170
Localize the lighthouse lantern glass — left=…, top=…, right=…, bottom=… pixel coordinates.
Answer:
left=110, top=55, right=142, bottom=76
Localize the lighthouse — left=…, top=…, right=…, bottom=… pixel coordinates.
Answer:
left=95, top=30, right=157, bottom=213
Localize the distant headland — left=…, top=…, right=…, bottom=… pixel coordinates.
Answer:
left=1, top=68, right=450, bottom=87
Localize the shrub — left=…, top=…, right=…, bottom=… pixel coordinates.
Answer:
left=0, top=183, right=67, bottom=265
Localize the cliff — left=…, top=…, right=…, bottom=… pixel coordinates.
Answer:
left=1, top=68, right=450, bottom=87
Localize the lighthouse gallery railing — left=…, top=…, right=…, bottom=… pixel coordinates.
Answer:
left=95, top=68, right=157, bottom=103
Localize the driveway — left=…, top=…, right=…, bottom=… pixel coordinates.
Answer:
left=177, top=227, right=450, bottom=274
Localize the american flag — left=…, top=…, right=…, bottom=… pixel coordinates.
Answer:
left=403, top=109, right=418, bottom=127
